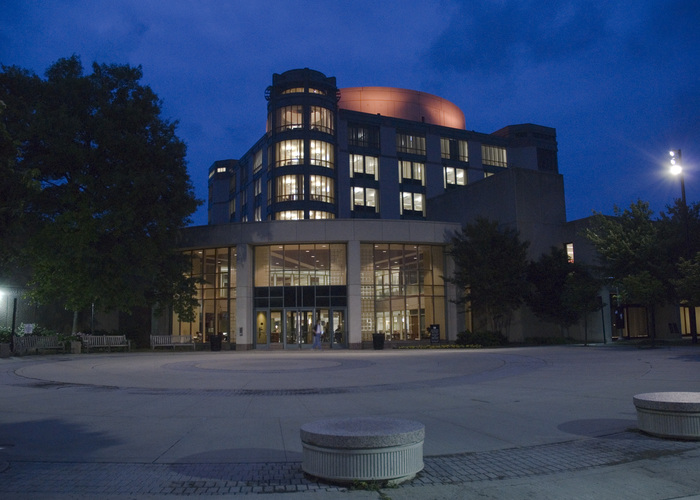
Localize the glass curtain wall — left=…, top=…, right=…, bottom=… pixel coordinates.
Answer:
left=360, top=243, right=445, bottom=342
left=173, top=247, right=237, bottom=344
left=254, top=243, right=347, bottom=348
left=255, top=244, right=346, bottom=287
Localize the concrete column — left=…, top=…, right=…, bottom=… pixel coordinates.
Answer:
left=443, top=249, right=459, bottom=341
left=235, top=244, right=254, bottom=350
left=346, top=239, right=362, bottom=349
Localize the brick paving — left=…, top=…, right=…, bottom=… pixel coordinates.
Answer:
left=1, top=431, right=696, bottom=496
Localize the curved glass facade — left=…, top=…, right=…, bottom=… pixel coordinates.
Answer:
left=267, top=69, right=339, bottom=220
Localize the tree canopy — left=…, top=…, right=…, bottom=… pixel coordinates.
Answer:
left=585, top=199, right=700, bottom=340
left=527, top=247, right=601, bottom=333
left=448, top=217, right=530, bottom=334
left=0, top=56, right=201, bottom=327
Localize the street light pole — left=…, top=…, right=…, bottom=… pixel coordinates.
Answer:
left=10, top=297, right=17, bottom=353
left=670, top=149, right=698, bottom=344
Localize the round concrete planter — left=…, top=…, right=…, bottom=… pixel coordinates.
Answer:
left=301, top=416, right=424, bottom=485
left=633, top=392, right=700, bottom=440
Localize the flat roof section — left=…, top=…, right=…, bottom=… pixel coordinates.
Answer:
left=338, top=86, right=466, bottom=129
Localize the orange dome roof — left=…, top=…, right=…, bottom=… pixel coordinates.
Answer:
left=338, top=86, right=465, bottom=129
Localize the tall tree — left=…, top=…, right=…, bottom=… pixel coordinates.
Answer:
left=0, top=69, right=42, bottom=276
left=527, top=247, right=602, bottom=339
left=0, top=56, right=201, bottom=330
left=585, top=200, right=673, bottom=341
left=448, top=217, right=530, bottom=334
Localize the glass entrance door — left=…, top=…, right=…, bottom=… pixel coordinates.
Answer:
left=331, top=309, right=345, bottom=347
left=315, top=308, right=346, bottom=348
left=270, top=310, right=283, bottom=345
left=286, top=310, right=314, bottom=348
left=255, top=308, right=345, bottom=349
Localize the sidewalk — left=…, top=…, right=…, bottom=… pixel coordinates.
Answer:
left=0, top=345, right=698, bottom=498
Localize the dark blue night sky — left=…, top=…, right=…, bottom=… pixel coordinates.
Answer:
left=2, top=0, right=698, bottom=226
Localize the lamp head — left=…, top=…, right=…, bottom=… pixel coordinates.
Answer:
left=669, top=149, right=683, bottom=175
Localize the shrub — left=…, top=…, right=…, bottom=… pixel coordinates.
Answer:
left=524, top=336, right=575, bottom=345
left=456, top=330, right=508, bottom=347
left=0, top=326, right=12, bottom=343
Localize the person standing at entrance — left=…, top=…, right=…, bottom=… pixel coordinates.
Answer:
left=313, top=320, right=323, bottom=350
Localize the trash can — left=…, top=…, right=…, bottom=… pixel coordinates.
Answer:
left=210, top=334, right=222, bottom=351
left=372, top=333, right=385, bottom=350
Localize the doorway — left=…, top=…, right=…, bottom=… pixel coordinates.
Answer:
left=286, top=309, right=314, bottom=348
left=255, top=307, right=347, bottom=349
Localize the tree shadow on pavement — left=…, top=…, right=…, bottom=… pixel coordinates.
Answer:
left=0, top=419, right=121, bottom=461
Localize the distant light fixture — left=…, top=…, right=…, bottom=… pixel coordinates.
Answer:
left=670, top=150, right=683, bottom=176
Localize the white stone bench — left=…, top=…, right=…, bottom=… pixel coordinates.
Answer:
left=81, top=335, right=131, bottom=353
left=633, top=392, right=700, bottom=440
left=150, top=335, right=196, bottom=350
left=301, top=417, right=424, bottom=485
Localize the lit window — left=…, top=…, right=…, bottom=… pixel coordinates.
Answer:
left=276, top=175, right=303, bottom=202
left=275, top=140, right=304, bottom=167
left=566, top=243, right=574, bottom=263
left=399, top=160, right=425, bottom=185
left=348, top=124, right=379, bottom=148
left=253, top=150, right=263, bottom=173
left=400, top=192, right=424, bottom=215
left=310, top=175, right=334, bottom=203
left=444, top=167, right=466, bottom=187
left=350, top=154, right=379, bottom=179
left=310, top=106, right=334, bottom=134
left=309, top=140, right=335, bottom=168
left=441, top=138, right=468, bottom=161
left=352, top=187, right=378, bottom=212
left=353, top=186, right=364, bottom=207
left=278, top=211, right=303, bottom=220
left=458, top=140, right=468, bottom=161
left=402, top=192, right=413, bottom=212
left=482, top=145, right=507, bottom=167
left=440, top=138, right=450, bottom=159
left=397, top=133, right=426, bottom=155
left=309, top=211, right=335, bottom=219
left=254, top=206, right=262, bottom=221
left=275, top=106, right=303, bottom=132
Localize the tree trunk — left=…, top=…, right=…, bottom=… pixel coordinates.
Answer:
left=72, top=310, right=78, bottom=335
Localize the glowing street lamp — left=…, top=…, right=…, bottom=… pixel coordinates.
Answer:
left=669, top=150, right=686, bottom=203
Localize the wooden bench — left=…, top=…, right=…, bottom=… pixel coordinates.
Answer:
left=81, top=335, right=131, bottom=353
left=14, top=335, right=66, bottom=355
left=301, top=417, right=424, bottom=485
left=633, top=392, right=700, bottom=440
left=150, top=335, right=196, bottom=350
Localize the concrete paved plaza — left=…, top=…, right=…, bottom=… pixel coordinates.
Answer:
left=0, top=344, right=699, bottom=499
